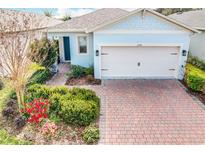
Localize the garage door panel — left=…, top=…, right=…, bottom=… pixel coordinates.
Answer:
left=101, top=46, right=179, bottom=79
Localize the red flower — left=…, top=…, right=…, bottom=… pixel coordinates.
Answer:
left=21, top=98, right=49, bottom=127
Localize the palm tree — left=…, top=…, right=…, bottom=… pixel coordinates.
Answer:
left=44, top=11, right=53, bottom=17
left=62, top=14, right=71, bottom=21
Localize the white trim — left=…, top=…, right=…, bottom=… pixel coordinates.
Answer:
left=194, top=27, right=205, bottom=31
left=95, top=30, right=189, bottom=34
left=48, top=29, right=85, bottom=33
left=98, top=43, right=182, bottom=47
left=76, top=34, right=89, bottom=55
left=98, top=43, right=182, bottom=79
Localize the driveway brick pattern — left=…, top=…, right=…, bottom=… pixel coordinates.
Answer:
left=90, top=80, right=205, bottom=144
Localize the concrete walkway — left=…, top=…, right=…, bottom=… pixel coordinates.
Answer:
left=46, top=63, right=70, bottom=86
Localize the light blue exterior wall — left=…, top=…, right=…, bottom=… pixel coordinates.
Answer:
left=48, top=32, right=94, bottom=67
left=48, top=11, right=193, bottom=79
left=102, top=12, right=184, bottom=31
left=190, top=31, right=205, bottom=61
left=93, top=12, right=192, bottom=79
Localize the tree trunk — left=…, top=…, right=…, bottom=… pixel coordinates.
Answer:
left=16, top=87, right=25, bottom=111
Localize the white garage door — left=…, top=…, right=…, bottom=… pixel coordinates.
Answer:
left=101, top=46, right=179, bottom=79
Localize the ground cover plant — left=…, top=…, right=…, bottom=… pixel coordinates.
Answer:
left=66, top=65, right=101, bottom=85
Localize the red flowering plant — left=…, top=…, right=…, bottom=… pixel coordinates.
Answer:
left=20, top=98, right=49, bottom=127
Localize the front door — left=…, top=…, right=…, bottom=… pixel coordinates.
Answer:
left=63, top=37, right=71, bottom=61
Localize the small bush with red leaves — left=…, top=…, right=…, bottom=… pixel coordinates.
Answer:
left=21, top=98, right=49, bottom=127
left=40, top=120, right=57, bottom=137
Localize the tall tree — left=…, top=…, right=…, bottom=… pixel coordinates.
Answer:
left=44, top=11, right=53, bottom=17
left=62, top=14, right=71, bottom=21
left=0, top=9, right=44, bottom=110
left=155, top=8, right=202, bottom=16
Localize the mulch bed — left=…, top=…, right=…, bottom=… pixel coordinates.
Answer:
left=66, top=76, right=101, bottom=86
left=179, top=80, right=205, bottom=106
left=1, top=114, right=99, bottom=145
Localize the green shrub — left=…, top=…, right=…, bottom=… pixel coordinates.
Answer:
left=0, top=79, right=4, bottom=90
left=60, top=99, right=99, bottom=126
left=185, top=64, right=205, bottom=92
left=67, top=65, right=86, bottom=78
left=85, top=66, right=94, bottom=76
left=188, top=55, right=205, bottom=71
left=25, top=84, right=51, bottom=102
left=51, top=86, right=69, bottom=95
left=29, top=69, right=52, bottom=85
left=49, top=93, right=62, bottom=115
left=0, top=128, right=32, bottom=145
left=67, top=65, right=94, bottom=78
left=28, top=39, right=58, bottom=68
left=25, top=85, right=100, bottom=126
left=82, top=125, right=100, bottom=144
left=69, top=88, right=100, bottom=106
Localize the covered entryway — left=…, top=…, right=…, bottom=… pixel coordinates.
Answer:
left=101, top=46, right=180, bottom=79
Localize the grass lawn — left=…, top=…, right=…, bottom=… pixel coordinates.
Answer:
left=0, top=78, right=13, bottom=113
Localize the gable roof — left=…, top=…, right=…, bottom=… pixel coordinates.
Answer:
left=0, top=9, right=63, bottom=32
left=48, top=8, right=129, bottom=32
left=48, top=8, right=199, bottom=33
left=169, top=10, right=205, bottom=31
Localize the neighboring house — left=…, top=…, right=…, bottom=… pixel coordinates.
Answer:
left=169, top=10, right=205, bottom=60
left=0, top=9, right=63, bottom=38
left=47, top=8, right=198, bottom=80
left=0, top=9, right=63, bottom=76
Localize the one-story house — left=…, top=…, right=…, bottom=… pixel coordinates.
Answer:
left=47, top=8, right=199, bottom=80
left=169, top=10, right=205, bottom=61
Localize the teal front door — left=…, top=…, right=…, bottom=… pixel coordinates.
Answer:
left=63, top=37, right=71, bottom=61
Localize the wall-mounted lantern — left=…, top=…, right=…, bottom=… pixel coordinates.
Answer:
left=96, top=50, right=99, bottom=56
left=182, top=50, right=187, bottom=56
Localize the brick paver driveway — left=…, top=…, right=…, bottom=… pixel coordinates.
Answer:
left=91, top=80, right=205, bottom=144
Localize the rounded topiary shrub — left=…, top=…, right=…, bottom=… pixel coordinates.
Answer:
left=82, top=125, right=100, bottom=144
left=60, top=98, right=99, bottom=126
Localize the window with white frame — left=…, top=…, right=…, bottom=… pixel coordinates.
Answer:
left=77, top=35, right=88, bottom=54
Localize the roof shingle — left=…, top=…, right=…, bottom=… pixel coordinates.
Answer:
left=169, top=10, right=205, bottom=30
left=48, top=8, right=129, bottom=32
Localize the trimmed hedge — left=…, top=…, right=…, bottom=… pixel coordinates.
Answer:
left=60, top=99, right=99, bottom=126
left=185, top=64, right=205, bottom=92
left=25, top=85, right=100, bottom=126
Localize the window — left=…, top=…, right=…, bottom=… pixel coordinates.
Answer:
left=77, top=36, right=88, bottom=54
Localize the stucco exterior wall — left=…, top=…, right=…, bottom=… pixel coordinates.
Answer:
left=93, top=11, right=192, bottom=79
left=48, top=32, right=94, bottom=67
left=189, top=31, right=205, bottom=61
left=102, top=12, right=185, bottom=31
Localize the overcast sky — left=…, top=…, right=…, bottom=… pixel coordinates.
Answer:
left=9, top=8, right=96, bottom=18
left=9, top=8, right=135, bottom=18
